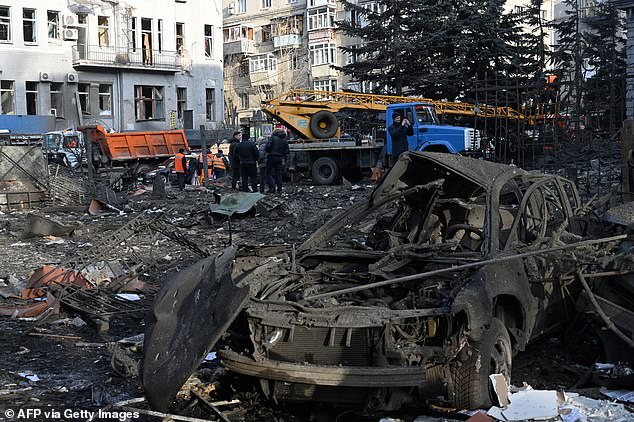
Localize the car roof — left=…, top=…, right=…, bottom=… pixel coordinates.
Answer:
left=373, top=152, right=527, bottom=202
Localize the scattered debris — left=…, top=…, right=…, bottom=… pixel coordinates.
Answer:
left=21, top=214, right=74, bottom=239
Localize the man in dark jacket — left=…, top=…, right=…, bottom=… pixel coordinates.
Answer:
left=265, top=129, right=289, bottom=193
left=387, top=112, right=413, bottom=163
left=228, top=131, right=241, bottom=189
left=234, top=136, right=259, bottom=192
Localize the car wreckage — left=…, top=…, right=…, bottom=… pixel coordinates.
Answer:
left=142, top=152, right=633, bottom=412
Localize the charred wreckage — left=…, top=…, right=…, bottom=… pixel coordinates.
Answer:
left=142, top=152, right=634, bottom=412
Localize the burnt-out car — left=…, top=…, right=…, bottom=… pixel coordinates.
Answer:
left=143, top=152, right=623, bottom=412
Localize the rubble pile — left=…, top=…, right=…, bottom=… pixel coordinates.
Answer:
left=1, top=155, right=633, bottom=421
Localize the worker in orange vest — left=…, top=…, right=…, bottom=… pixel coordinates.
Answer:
left=174, top=148, right=187, bottom=190
left=198, top=148, right=214, bottom=185
left=211, top=151, right=227, bottom=179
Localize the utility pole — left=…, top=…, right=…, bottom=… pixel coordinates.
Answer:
left=200, top=125, right=209, bottom=187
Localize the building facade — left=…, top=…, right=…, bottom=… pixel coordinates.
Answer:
left=0, top=0, right=223, bottom=133
left=222, top=0, right=564, bottom=127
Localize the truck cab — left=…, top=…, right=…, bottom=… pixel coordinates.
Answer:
left=42, top=130, right=85, bottom=169
left=386, top=103, right=480, bottom=155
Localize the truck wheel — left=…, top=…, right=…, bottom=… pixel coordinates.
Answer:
left=312, top=157, right=340, bottom=185
left=309, top=111, right=338, bottom=139
left=449, top=318, right=512, bottom=409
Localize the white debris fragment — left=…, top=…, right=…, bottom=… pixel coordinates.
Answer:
left=600, top=387, right=634, bottom=404
left=18, top=372, right=40, bottom=382
left=71, top=316, right=87, bottom=327
left=116, top=293, right=141, bottom=301
left=500, top=389, right=561, bottom=421
left=204, top=352, right=217, bottom=362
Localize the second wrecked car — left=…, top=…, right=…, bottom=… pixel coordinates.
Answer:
left=142, top=152, right=628, bottom=411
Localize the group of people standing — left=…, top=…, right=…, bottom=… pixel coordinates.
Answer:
left=228, top=128, right=289, bottom=194
left=174, top=128, right=290, bottom=193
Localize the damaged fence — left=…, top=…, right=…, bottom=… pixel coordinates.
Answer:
left=0, top=143, right=49, bottom=210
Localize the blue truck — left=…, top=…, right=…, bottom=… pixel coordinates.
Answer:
left=386, top=103, right=480, bottom=155
left=263, top=90, right=481, bottom=185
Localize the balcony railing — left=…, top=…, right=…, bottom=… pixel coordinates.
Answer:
left=273, top=34, right=302, bottom=49
left=223, top=39, right=255, bottom=56
left=250, top=69, right=277, bottom=87
left=72, top=45, right=180, bottom=71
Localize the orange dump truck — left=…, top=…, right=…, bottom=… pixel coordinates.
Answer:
left=82, top=125, right=188, bottom=165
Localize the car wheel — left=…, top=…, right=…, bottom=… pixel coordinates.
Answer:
left=311, top=157, right=340, bottom=185
left=450, top=318, right=512, bottom=409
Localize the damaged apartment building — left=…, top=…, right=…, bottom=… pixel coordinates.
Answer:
left=221, top=0, right=561, bottom=128
left=0, top=0, right=223, bottom=133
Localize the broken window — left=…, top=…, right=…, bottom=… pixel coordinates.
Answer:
left=205, top=88, right=215, bottom=120
left=98, top=16, right=109, bottom=47
left=0, top=6, right=11, bottom=42
left=25, top=81, right=38, bottom=115
left=204, top=24, right=213, bottom=57
left=177, top=87, right=187, bottom=120
left=260, top=25, right=271, bottom=43
left=130, top=17, right=137, bottom=51
left=1, top=80, right=15, bottom=114
left=240, top=93, right=249, bottom=109
left=47, top=11, right=60, bottom=39
left=78, top=83, right=90, bottom=114
left=50, top=82, right=63, bottom=117
left=157, top=19, right=163, bottom=52
left=175, top=22, right=184, bottom=52
left=141, top=18, right=153, bottom=65
left=135, top=85, right=164, bottom=121
left=99, top=84, right=112, bottom=116
left=23, top=8, right=36, bottom=43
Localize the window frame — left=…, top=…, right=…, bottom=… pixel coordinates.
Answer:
left=205, top=88, right=215, bottom=121
left=157, top=19, right=163, bottom=52
left=236, top=0, right=247, bottom=14
left=98, top=15, right=110, bottom=47
left=307, top=6, right=336, bottom=31
left=47, top=10, right=60, bottom=40
left=25, top=81, right=38, bottom=115
left=309, top=42, right=337, bottom=66
left=176, top=22, right=184, bottom=52
left=204, top=24, right=213, bottom=57
left=22, top=8, right=37, bottom=44
left=239, top=93, right=249, bottom=109
left=313, top=79, right=338, bottom=92
left=134, top=85, right=164, bottom=121
left=98, top=84, right=113, bottom=116
left=50, top=82, right=63, bottom=117
left=0, top=6, right=11, bottom=43
left=176, top=87, right=187, bottom=120
left=78, top=83, right=90, bottom=115
left=249, top=54, right=277, bottom=72
left=1, top=80, right=16, bottom=115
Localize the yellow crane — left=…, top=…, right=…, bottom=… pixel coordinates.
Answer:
left=261, top=89, right=534, bottom=139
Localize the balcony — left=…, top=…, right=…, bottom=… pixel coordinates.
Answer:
left=273, top=34, right=302, bottom=49
left=72, top=45, right=180, bottom=72
left=308, top=29, right=335, bottom=42
left=224, top=39, right=255, bottom=56
left=250, top=70, right=277, bottom=87
left=308, top=0, right=336, bottom=8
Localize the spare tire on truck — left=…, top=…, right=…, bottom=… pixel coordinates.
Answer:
left=311, top=157, right=340, bottom=185
left=309, top=111, right=338, bottom=139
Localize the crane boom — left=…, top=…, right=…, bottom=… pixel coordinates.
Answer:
left=261, top=89, right=532, bottom=140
